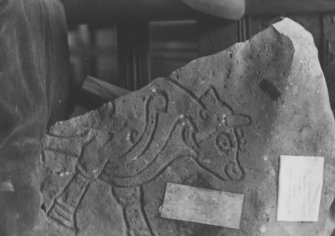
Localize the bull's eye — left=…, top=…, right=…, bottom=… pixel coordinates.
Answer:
left=200, top=110, right=209, bottom=120
left=215, top=132, right=233, bottom=154
left=127, top=129, right=138, bottom=144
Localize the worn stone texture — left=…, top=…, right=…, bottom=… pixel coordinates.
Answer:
left=0, top=0, right=71, bottom=236
left=37, top=18, right=335, bottom=236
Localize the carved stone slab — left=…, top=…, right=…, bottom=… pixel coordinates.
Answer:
left=277, top=155, right=324, bottom=222
left=35, top=18, right=335, bottom=236
left=160, top=183, right=244, bottom=229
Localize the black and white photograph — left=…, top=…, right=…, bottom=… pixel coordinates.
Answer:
left=0, top=0, right=335, bottom=235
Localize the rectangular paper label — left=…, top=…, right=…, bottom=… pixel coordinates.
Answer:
left=277, top=155, right=324, bottom=222
left=160, top=183, right=244, bottom=229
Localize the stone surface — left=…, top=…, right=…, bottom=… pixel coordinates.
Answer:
left=324, top=61, right=335, bottom=113
left=37, top=18, right=335, bottom=236
left=0, top=0, right=71, bottom=235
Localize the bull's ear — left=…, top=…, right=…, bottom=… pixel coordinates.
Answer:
left=226, top=114, right=251, bottom=127
left=199, top=86, right=221, bottom=108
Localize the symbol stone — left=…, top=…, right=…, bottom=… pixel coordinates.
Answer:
left=36, top=18, right=335, bottom=236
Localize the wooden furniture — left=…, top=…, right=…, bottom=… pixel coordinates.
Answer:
left=60, top=0, right=335, bottom=24
left=64, top=0, right=335, bottom=100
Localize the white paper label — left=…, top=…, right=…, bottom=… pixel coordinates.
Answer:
left=277, top=155, right=324, bottom=222
left=160, top=183, right=244, bottom=229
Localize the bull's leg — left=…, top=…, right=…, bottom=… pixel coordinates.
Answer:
left=47, top=166, right=92, bottom=233
left=112, top=186, right=153, bottom=236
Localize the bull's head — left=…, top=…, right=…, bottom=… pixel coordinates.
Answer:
left=195, top=87, right=250, bottom=181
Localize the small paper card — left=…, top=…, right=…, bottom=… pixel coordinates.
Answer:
left=277, top=155, right=324, bottom=222
left=160, top=183, right=244, bottom=229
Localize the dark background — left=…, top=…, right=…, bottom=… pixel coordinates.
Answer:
left=64, top=0, right=335, bottom=112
